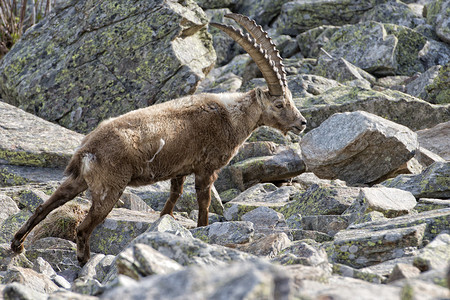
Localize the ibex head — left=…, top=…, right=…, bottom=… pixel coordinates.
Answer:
left=211, top=13, right=307, bottom=135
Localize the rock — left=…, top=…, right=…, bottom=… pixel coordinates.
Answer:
left=116, top=192, right=153, bottom=213
left=298, top=86, right=450, bottom=133
left=405, top=65, right=441, bottom=99
left=146, top=214, right=194, bottom=238
left=386, top=263, right=421, bottom=283
left=127, top=231, right=255, bottom=266
left=391, top=279, right=450, bottom=300
left=361, top=1, right=425, bottom=28
left=0, top=194, right=19, bottom=224
left=234, top=0, right=290, bottom=27
left=115, top=243, right=183, bottom=280
left=280, top=184, right=360, bottom=219
left=415, top=198, right=450, bottom=213
left=2, top=282, right=48, bottom=300
left=190, top=221, right=254, bottom=245
left=418, top=39, right=450, bottom=71
left=101, top=260, right=289, bottom=300
left=274, top=240, right=330, bottom=271
left=425, top=62, right=450, bottom=104
left=344, top=187, right=417, bottom=222
left=189, top=210, right=225, bottom=224
left=315, top=57, right=375, bottom=89
left=0, top=165, right=64, bottom=187
left=300, top=214, right=351, bottom=236
left=413, top=233, right=450, bottom=271
left=90, top=209, right=196, bottom=256
left=348, top=208, right=450, bottom=243
left=332, top=263, right=383, bottom=284
left=0, top=210, right=31, bottom=244
left=205, top=8, right=240, bottom=66
left=297, top=25, right=341, bottom=58
left=301, top=111, right=418, bottom=184
left=24, top=237, right=81, bottom=282
left=224, top=144, right=306, bottom=191
left=332, top=223, right=426, bottom=268
left=15, top=189, right=50, bottom=212
left=416, top=146, right=446, bottom=168
left=0, top=101, right=83, bottom=168
left=130, top=175, right=223, bottom=216
left=223, top=184, right=297, bottom=221
left=0, top=0, right=215, bottom=133
left=417, top=121, right=450, bottom=160
left=2, top=266, right=59, bottom=294
left=241, top=206, right=287, bottom=231
left=275, top=0, right=384, bottom=35
left=426, top=0, right=450, bottom=44
left=236, top=233, right=291, bottom=258
left=381, top=162, right=450, bottom=198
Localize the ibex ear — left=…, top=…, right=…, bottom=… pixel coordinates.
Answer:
left=255, top=87, right=267, bottom=103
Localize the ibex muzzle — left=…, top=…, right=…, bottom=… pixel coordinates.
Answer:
left=11, top=13, right=306, bottom=265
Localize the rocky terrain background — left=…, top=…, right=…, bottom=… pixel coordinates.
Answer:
left=0, top=0, right=449, bottom=299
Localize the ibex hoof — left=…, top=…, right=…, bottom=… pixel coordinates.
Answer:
left=11, top=239, right=24, bottom=254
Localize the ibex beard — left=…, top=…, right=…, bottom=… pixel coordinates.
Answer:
left=11, top=13, right=307, bottom=265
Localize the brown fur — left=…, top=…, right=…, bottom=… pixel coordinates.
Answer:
left=11, top=87, right=306, bottom=265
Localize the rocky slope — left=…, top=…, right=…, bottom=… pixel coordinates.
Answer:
left=0, top=0, right=450, bottom=299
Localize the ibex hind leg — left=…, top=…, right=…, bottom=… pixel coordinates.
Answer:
left=76, top=187, right=124, bottom=266
left=11, top=176, right=88, bottom=253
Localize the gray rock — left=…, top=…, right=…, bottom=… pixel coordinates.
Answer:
left=0, top=0, right=215, bottom=133
left=280, top=184, right=360, bottom=218
left=415, top=198, right=450, bottom=213
left=0, top=194, right=19, bottom=224
left=275, top=0, right=384, bottom=35
left=361, top=1, right=425, bottom=28
left=348, top=208, right=450, bottom=243
left=406, top=65, right=441, bottom=99
left=191, top=221, right=254, bottom=245
left=3, top=266, right=59, bottom=294
left=0, top=101, right=83, bottom=168
left=234, top=0, right=291, bottom=27
left=16, top=189, right=50, bottom=212
left=2, top=282, right=48, bottom=300
left=300, top=214, right=351, bottom=237
left=128, top=231, right=255, bottom=266
left=298, top=86, right=450, bottom=133
left=381, top=162, right=450, bottom=198
left=274, top=240, right=330, bottom=271
left=130, top=175, right=223, bottom=216
left=91, top=209, right=195, bottom=256
left=146, top=214, right=194, bottom=239
left=241, top=206, right=287, bottom=229
left=424, top=62, right=450, bottom=105
left=417, top=121, right=450, bottom=160
left=332, top=223, right=426, bottom=268
left=418, top=39, right=450, bottom=71
left=300, top=111, right=418, bottom=184
left=0, top=164, right=64, bottom=187
left=332, top=263, right=383, bottom=284
left=101, top=260, right=290, bottom=300
left=344, top=187, right=417, bottom=221
left=315, top=57, right=375, bottom=89
left=386, top=263, right=421, bottom=283
left=116, top=192, right=153, bottom=213
left=0, top=210, right=31, bottom=244
left=426, top=0, right=450, bottom=44
left=236, top=233, right=291, bottom=258
left=413, top=233, right=450, bottom=271
left=223, top=184, right=297, bottom=221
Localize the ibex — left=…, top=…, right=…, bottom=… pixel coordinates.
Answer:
left=11, top=13, right=307, bottom=265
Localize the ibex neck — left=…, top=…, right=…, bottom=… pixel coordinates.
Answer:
left=219, top=90, right=263, bottom=142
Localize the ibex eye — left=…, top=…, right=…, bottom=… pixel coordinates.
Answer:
left=275, top=103, right=284, bottom=109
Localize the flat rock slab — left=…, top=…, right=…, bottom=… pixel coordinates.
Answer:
left=300, top=110, right=418, bottom=184
left=381, top=162, right=450, bottom=198
left=332, top=223, right=426, bottom=268
left=416, top=121, right=450, bottom=160
left=0, top=0, right=215, bottom=133
left=0, top=101, right=83, bottom=168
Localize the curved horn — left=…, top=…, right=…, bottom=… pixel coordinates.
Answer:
left=224, top=13, right=287, bottom=88
left=210, top=22, right=285, bottom=96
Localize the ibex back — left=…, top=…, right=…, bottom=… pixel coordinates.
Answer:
left=11, top=13, right=307, bottom=265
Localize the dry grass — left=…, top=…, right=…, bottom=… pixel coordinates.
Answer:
left=0, top=0, right=53, bottom=57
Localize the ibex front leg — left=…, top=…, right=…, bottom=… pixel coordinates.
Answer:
left=160, top=176, right=186, bottom=218
left=195, top=172, right=217, bottom=227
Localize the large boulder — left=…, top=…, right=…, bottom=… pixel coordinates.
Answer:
left=297, top=86, right=450, bottom=133
left=425, top=0, right=450, bottom=44
left=424, top=62, right=450, bottom=104
left=0, top=0, right=216, bottom=133
left=416, top=121, right=450, bottom=160
left=300, top=111, right=418, bottom=184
